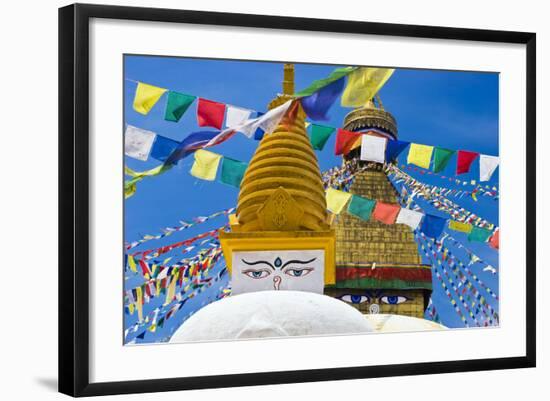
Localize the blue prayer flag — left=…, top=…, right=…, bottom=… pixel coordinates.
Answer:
left=164, top=131, right=223, bottom=166
left=150, top=134, right=179, bottom=162
left=300, top=77, right=345, bottom=121
left=254, top=111, right=265, bottom=140
left=386, top=139, right=410, bottom=162
left=421, top=214, right=447, bottom=239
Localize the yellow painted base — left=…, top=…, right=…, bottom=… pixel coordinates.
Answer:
left=219, top=229, right=336, bottom=285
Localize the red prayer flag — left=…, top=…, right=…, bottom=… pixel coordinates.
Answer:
left=456, top=150, right=479, bottom=175
left=197, top=98, right=226, bottom=129
left=334, top=129, right=361, bottom=155
left=489, top=229, right=499, bottom=250
left=372, top=202, right=401, bottom=224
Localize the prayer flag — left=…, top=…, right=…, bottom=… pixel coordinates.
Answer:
left=225, top=105, right=253, bottom=128
left=341, top=67, right=395, bottom=107
left=468, top=226, right=492, bottom=242
left=253, top=112, right=265, bottom=140
left=236, top=101, right=293, bottom=138
left=309, top=124, right=335, bottom=150
left=190, top=149, right=222, bottom=181
left=448, top=220, right=473, bottom=233
left=421, top=214, right=447, bottom=238
left=124, top=125, right=156, bottom=161
left=456, top=150, right=479, bottom=175
left=295, top=66, right=356, bottom=97
left=164, top=91, right=195, bottom=122
left=360, top=134, right=387, bottom=163
left=386, top=140, right=410, bottom=162
left=326, top=188, right=352, bottom=214
left=407, top=143, right=434, bottom=169
left=372, top=202, right=401, bottom=224
left=220, top=157, right=248, bottom=188
left=479, top=154, right=500, bottom=181
left=150, top=135, right=179, bottom=162
left=300, top=77, right=345, bottom=121
left=347, top=195, right=376, bottom=221
left=334, top=129, right=361, bottom=155
left=432, top=147, right=455, bottom=173
left=489, top=229, right=499, bottom=249
left=133, top=82, right=167, bottom=115
left=197, top=98, right=226, bottom=129
left=164, top=130, right=235, bottom=165
left=396, top=208, right=424, bottom=230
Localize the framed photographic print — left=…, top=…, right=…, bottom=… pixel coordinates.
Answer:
left=58, top=3, right=536, bottom=397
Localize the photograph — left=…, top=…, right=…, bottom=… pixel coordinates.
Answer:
left=122, top=56, right=500, bottom=345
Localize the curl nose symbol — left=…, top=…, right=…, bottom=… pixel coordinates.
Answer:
left=273, top=276, right=282, bottom=290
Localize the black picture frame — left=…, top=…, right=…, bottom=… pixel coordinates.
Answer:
left=58, top=3, right=536, bottom=397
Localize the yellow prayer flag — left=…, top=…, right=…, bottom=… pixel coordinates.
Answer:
left=305, top=122, right=311, bottom=128
left=341, top=67, right=395, bottom=107
left=326, top=188, right=352, bottom=214
left=136, top=286, right=143, bottom=322
left=190, top=149, right=223, bottom=181
left=407, top=143, right=434, bottom=169
left=128, top=255, right=137, bottom=273
left=448, top=220, right=473, bottom=233
left=133, top=82, right=167, bottom=115
left=164, top=276, right=177, bottom=305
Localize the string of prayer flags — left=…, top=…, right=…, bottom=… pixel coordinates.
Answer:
left=190, top=149, right=223, bottom=181
left=326, top=188, right=352, bottom=214
left=407, top=143, right=434, bottom=169
left=432, top=147, right=456, bottom=173
left=299, top=77, right=346, bottom=121
left=309, top=124, right=335, bottom=151
left=125, top=125, right=156, bottom=161
left=421, top=214, right=447, bottom=239
left=133, top=82, right=167, bottom=115
left=395, top=208, right=423, bottom=230
left=385, top=139, right=410, bottom=162
left=149, top=135, right=179, bottom=162
left=360, top=134, right=387, bottom=163
left=479, top=154, right=500, bottom=181
left=334, top=129, right=361, bottom=155
left=341, top=67, right=395, bottom=107
left=489, top=228, right=499, bottom=249
left=164, top=91, right=196, bottom=122
left=372, top=202, right=401, bottom=224
left=468, top=226, right=493, bottom=243
left=456, top=150, right=479, bottom=175
left=225, top=105, right=253, bottom=128
left=220, top=157, right=248, bottom=188
left=197, top=98, right=226, bottom=130
left=347, top=195, right=376, bottom=220
left=448, top=220, right=473, bottom=233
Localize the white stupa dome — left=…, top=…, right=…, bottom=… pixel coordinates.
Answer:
left=169, top=291, right=374, bottom=343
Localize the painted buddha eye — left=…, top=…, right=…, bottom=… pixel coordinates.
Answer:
left=380, top=295, right=408, bottom=305
left=340, top=294, right=369, bottom=304
left=284, top=268, right=314, bottom=277
left=242, top=269, right=271, bottom=279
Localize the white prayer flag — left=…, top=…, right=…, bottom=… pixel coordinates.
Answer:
left=396, top=208, right=424, bottom=230
left=360, top=134, right=387, bottom=163
left=236, top=100, right=293, bottom=138
left=479, top=154, right=500, bottom=182
left=125, top=125, right=156, bottom=161
left=225, top=105, right=253, bottom=128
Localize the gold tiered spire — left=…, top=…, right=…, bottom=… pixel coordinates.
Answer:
left=234, top=63, right=329, bottom=232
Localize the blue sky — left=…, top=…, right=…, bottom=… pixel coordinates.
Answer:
left=124, top=55, right=499, bottom=343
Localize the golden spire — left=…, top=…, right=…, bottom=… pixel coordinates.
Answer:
left=234, top=63, right=329, bottom=232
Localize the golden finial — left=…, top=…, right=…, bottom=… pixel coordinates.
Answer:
left=282, top=63, right=295, bottom=95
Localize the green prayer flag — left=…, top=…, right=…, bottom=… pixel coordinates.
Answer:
left=468, top=226, right=492, bottom=242
left=432, top=147, right=456, bottom=173
left=164, top=91, right=196, bottom=122
left=347, top=195, right=376, bottom=221
left=309, top=124, right=335, bottom=150
left=295, top=67, right=357, bottom=97
left=220, top=157, right=248, bottom=188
